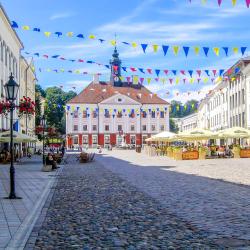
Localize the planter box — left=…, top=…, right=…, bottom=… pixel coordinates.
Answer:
left=182, top=151, right=199, bottom=160
left=240, top=149, right=250, bottom=158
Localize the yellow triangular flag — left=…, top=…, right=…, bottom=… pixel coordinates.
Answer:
left=213, top=47, right=220, bottom=56
left=176, top=77, right=180, bottom=84
left=110, top=40, right=116, bottom=46
left=173, top=46, right=179, bottom=55
left=44, top=32, right=51, bottom=37
left=133, top=75, right=139, bottom=84
left=66, top=32, right=74, bottom=37
left=22, top=25, right=30, bottom=30
left=152, top=44, right=159, bottom=53
left=75, top=70, right=80, bottom=74
left=204, top=77, right=209, bottom=83
left=190, top=78, right=194, bottom=84
left=60, top=69, right=65, bottom=72
left=147, top=78, right=151, bottom=84
left=194, top=46, right=200, bottom=55
left=131, top=42, right=137, bottom=48
left=233, top=47, right=239, bottom=54
left=89, top=34, right=96, bottom=39
left=47, top=68, right=51, bottom=72
left=119, top=76, right=124, bottom=81
left=201, top=0, right=207, bottom=4
left=232, top=0, right=237, bottom=6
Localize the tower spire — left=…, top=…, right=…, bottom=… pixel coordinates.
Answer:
left=110, top=38, right=122, bottom=87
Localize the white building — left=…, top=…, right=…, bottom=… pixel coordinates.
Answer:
left=0, top=3, right=23, bottom=133
left=66, top=48, right=170, bottom=148
left=173, top=113, right=198, bottom=132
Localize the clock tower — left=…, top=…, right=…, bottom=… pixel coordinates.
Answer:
left=110, top=47, right=122, bottom=87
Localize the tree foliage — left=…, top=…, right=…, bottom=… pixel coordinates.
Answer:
left=170, top=118, right=179, bottom=133
left=170, top=99, right=198, bottom=118
left=35, top=85, right=76, bottom=135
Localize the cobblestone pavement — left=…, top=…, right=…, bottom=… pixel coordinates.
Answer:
left=96, top=150, right=250, bottom=248
left=28, top=160, right=222, bottom=250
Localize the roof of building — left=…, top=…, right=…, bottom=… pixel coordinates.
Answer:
left=68, top=81, right=169, bottom=105
left=0, top=3, right=24, bottom=48
left=224, top=56, right=250, bottom=76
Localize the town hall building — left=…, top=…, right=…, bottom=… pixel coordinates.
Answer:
left=66, top=48, right=170, bottom=148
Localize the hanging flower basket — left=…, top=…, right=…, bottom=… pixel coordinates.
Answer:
left=18, top=96, right=35, bottom=118
left=0, top=101, right=11, bottom=116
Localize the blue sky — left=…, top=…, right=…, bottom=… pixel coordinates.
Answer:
left=1, top=0, right=250, bottom=103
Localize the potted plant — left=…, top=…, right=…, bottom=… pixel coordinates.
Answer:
left=18, top=96, right=35, bottom=118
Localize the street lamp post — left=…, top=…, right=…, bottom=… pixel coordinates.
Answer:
left=4, top=74, right=20, bottom=199
left=41, top=115, right=46, bottom=165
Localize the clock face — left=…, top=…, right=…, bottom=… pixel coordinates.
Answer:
left=114, top=76, right=119, bottom=82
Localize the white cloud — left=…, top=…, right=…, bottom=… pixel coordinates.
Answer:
left=50, top=12, right=75, bottom=20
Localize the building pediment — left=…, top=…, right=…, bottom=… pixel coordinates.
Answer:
left=100, top=93, right=141, bottom=105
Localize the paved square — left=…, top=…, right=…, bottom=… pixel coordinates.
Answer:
left=0, top=156, right=58, bottom=249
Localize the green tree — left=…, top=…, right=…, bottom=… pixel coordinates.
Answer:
left=170, top=118, right=179, bottom=133
left=45, top=87, right=76, bottom=134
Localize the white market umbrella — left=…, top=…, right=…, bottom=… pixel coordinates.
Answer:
left=176, top=128, right=218, bottom=141
left=218, top=127, right=250, bottom=139
left=146, top=131, right=176, bottom=142
left=0, top=131, right=37, bottom=143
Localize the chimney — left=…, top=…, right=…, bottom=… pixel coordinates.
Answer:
left=93, top=74, right=99, bottom=84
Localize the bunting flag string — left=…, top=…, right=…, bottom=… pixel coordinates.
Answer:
left=188, top=0, right=250, bottom=8
left=40, top=68, right=226, bottom=85
left=26, top=51, right=232, bottom=77
left=12, top=21, right=248, bottom=57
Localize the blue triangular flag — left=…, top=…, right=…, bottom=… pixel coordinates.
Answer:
left=235, top=67, right=240, bottom=74
left=155, top=69, right=161, bottom=76
left=205, top=70, right=210, bottom=76
left=52, top=55, right=60, bottom=58
left=162, top=45, right=169, bottom=56
left=34, top=53, right=39, bottom=57
left=141, top=44, right=148, bottom=53
left=98, top=39, right=105, bottom=43
left=188, top=70, right=193, bottom=77
left=183, top=46, right=190, bottom=57
left=87, top=61, right=93, bottom=64
left=11, top=21, right=18, bottom=28
left=33, top=28, right=40, bottom=32
left=122, top=42, right=130, bottom=45
left=219, top=69, right=224, bottom=76
left=76, top=34, right=84, bottom=38
left=25, top=52, right=30, bottom=54
left=122, top=67, right=127, bottom=72
left=105, top=65, right=110, bottom=69
left=55, top=32, right=63, bottom=37
left=203, top=47, right=209, bottom=57
left=222, top=47, right=229, bottom=56
left=139, top=68, right=145, bottom=74
left=69, top=59, right=75, bottom=62
left=172, top=70, right=177, bottom=75
left=67, top=106, right=70, bottom=111
left=241, top=47, right=247, bottom=56
left=68, top=70, right=72, bottom=73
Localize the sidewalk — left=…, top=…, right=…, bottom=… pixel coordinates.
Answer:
left=0, top=155, right=60, bottom=249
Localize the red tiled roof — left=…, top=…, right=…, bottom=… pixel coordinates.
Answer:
left=68, top=81, right=169, bottom=105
